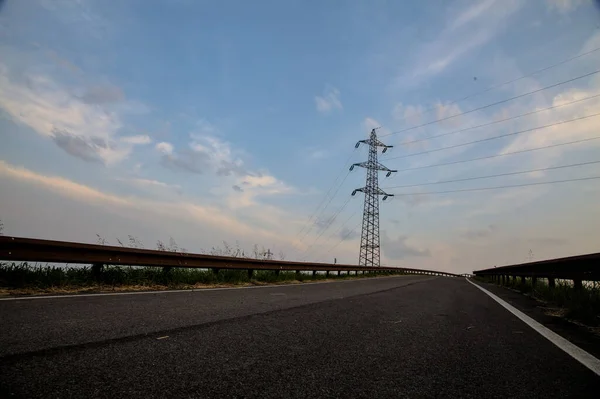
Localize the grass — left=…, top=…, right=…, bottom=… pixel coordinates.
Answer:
left=0, top=262, right=402, bottom=296
left=476, top=276, right=600, bottom=326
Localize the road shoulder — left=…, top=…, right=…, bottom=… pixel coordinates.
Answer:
left=469, top=278, right=600, bottom=360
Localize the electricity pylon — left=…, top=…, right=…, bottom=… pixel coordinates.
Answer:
left=350, top=128, right=396, bottom=267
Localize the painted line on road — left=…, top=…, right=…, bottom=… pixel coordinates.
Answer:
left=0, top=275, right=434, bottom=301
left=466, top=278, right=600, bottom=377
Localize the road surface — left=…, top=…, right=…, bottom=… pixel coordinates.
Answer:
left=1, top=276, right=598, bottom=398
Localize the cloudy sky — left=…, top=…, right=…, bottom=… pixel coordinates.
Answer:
left=1, top=0, right=600, bottom=273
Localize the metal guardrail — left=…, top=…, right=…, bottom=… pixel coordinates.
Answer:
left=0, top=236, right=460, bottom=277
left=472, top=252, right=600, bottom=289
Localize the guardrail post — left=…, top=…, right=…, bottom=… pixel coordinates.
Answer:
left=91, top=263, right=104, bottom=279
left=548, top=277, right=556, bottom=288
left=573, top=278, right=583, bottom=290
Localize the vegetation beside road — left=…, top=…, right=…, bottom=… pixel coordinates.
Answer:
left=0, top=262, right=401, bottom=296
left=0, top=231, right=407, bottom=296
left=476, top=276, right=600, bottom=327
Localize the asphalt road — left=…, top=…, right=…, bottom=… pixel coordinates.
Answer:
left=1, top=276, right=598, bottom=398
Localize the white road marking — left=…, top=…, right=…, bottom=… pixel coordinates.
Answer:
left=466, top=278, right=600, bottom=377
left=0, top=275, right=433, bottom=301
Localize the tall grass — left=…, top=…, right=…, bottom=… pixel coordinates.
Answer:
left=0, top=262, right=397, bottom=292
left=478, top=276, right=600, bottom=326
left=0, top=232, right=400, bottom=293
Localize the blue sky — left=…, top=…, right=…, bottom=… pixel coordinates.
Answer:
left=1, top=0, right=600, bottom=273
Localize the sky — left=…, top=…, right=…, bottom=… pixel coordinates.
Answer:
left=1, top=0, right=600, bottom=274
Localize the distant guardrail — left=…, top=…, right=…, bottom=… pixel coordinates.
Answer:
left=472, top=252, right=600, bottom=289
left=0, top=236, right=460, bottom=277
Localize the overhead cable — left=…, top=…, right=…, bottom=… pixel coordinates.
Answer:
left=388, top=46, right=600, bottom=129
left=381, top=68, right=600, bottom=138
left=383, top=160, right=600, bottom=189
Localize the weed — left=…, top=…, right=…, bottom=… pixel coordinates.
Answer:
left=476, top=276, right=600, bottom=326
left=0, top=262, right=403, bottom=294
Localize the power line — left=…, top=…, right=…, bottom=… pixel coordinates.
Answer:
left=383, top=160, right=600, bottom=189
left=393, top=135, right=600, bottom=173
left=324, top=219, right=363, bottom=256
left=293, top=155, right=352, bottom=238
left=389, top=46, right=600, bottom=128
left=381, top=68, right=600, bottom=138
left=393, top=176, right=600, bottom=196
left=308, top=205, right=362, bottom=261
left=385, top=112, right=600, bottom=161
left=294, top=170, right=352, bottom=254
left=299, top=196, right=352, bottom=260
left=390, top=93, right=600, bottom=147
left=290, top=150, right=356, bottom=253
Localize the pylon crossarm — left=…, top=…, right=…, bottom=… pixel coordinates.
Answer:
left=349, top=162, right=369, bottom=171
left=355, top=139, right=369, bottom=148
left=351, top=187, right=393, bottom=199
left=350, top=162, right=397, bottom=175
left=355, top=139, right=394, bottom=151
left=375, top=162, right=397, bottom=176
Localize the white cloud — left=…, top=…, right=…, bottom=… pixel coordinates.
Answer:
left=0, top=62, right=145, bottom=165
left=0, top=160, right=129, bottom=207
left=362, top=117, right=392, bottom=135
left=190, top=134, right=238, bottom=170
left=392, top=103, right=424, bottom=125
left=315, top=85, right=342, bottom=114
left=155, top=142, right=174, bottom=155
left=582, top=30, right=600, bottom=53
left=225, top=171, right=295, bottom=211
left=153, top=122, right=245, bottom=177
left=0, top=69, right=120, bottom=141
left=309, top=149, right=327, bottom=159
left=115, top=177, right=181, bottom=191
left=546, top=0, right=590, bottom=13
left=434, top=102, right=464, bottom=128
left=498, top=86, right=600, bottom=163
left=153, top=128, right=296, bottom=213
left=78, top=84, right=124, bottom=104
left=120, top=135, right=152, bottom=145
left=448, top=0, right=497, bottom=32
left=381, top=232, right=430, bottom=260
left=0, top=160, right=292, bottom=245
left=393, top=0, right=524, bottom=87
left=162, top=133, right=246, bottom=177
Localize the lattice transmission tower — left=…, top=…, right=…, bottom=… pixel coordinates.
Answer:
left=350, top=128, right=396, bottom=267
